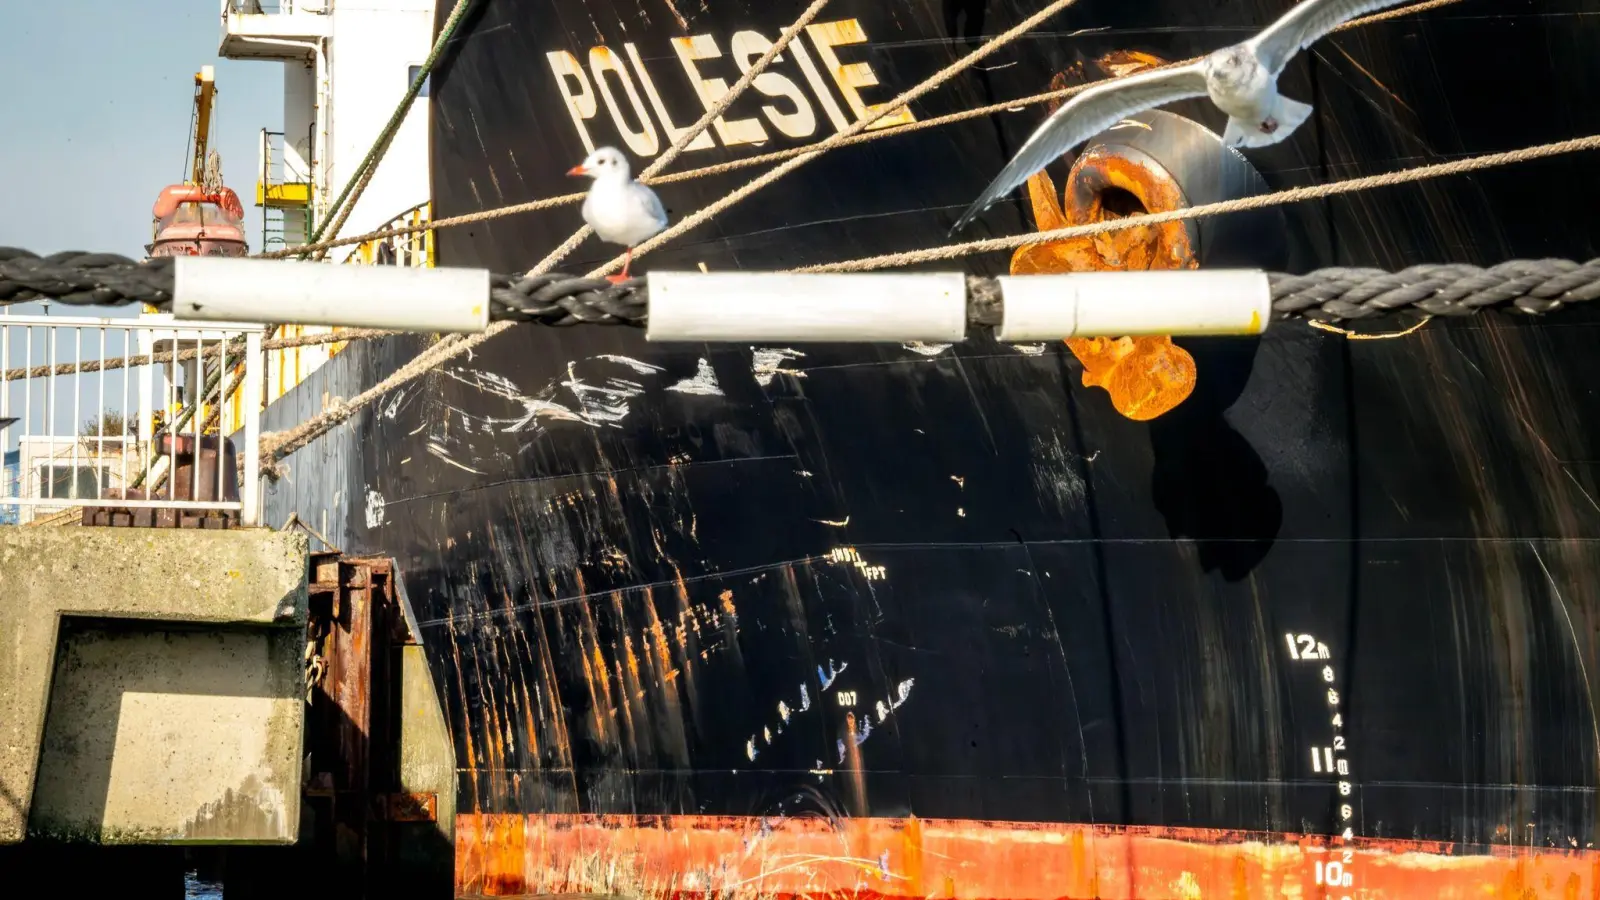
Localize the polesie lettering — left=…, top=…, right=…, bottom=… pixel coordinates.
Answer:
left=589, top=46, right=660, bottom=157
left=546, top=19, right=916, bottom=157
left=671, top=34, right=770, bottom=147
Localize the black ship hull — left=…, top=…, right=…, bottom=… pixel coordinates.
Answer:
left=264, top=0, right=1600, bottom=895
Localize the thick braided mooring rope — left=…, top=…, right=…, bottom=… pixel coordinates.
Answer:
left=6, top=248, right=1600, bottom=347
left=9, top=248, right=1600, bottom=469
left=1268, top=259, right=1600, bottom=319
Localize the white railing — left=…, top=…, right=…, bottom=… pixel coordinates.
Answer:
left=226, top=1, right=328, bottom=14
left=0, top=314, right=263, bottom=526
left=228, top=1, right=288, bottom=13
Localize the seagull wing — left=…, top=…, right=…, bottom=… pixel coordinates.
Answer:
left=951, top=63, right=1209, bottom=234
left=633, top=183, right=669, bottom=230
left=1250, top=0, right=1412, bottom=75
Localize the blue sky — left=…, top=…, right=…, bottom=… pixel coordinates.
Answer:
left=0, top=1, right=282, bottom=259
left=1, top=2, right=283, bottom=453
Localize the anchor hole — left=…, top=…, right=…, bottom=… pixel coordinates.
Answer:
left=1096, top=186, right=1147, bottom=219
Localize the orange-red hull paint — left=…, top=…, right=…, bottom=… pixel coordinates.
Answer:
left=456, top=814, right=1600, bottom=899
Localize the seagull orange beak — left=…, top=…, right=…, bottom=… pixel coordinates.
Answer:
left=566, top=165, right=588, bottom=177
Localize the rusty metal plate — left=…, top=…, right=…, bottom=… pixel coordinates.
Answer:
left=381, top=792, right=437, bottom=823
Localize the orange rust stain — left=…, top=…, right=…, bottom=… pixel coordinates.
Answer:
left=1097, top=49, right=1172, bottom=78
left=612, top=656, right=639, bottom=753
left=637, top=586, right=691, bottom=763
left=902, top=814, right=925, bottom=897
left=666, top=560, right=702, bottom=709
left=622, top=622, right=643, bottom=684
left=480, top=650, right=510, bottom=793
left=613, top=615, right=656, bottom=760
left=1010, top=54, right=1199, bottom=423
left=687, top=599, right=707, bottom=636
left=843, top=712, right=867, bottom=818
left=1230, top=852, right=1249, bottom=900
left=495, top=577, right=543, bottom=769
left=1326, top=41, right=1416, bottom=115
left=444, top=617, right=481, bottom=813
left=572, top=573, right=616, bottom=746
left=649, top=613, right=674, bottom=682
left=589, top=635, right=616, bottom=717
left=515, top=677, right=540, bottom=766
left=456, top=814, right=1600, bottom=899
left=531, top=583, right=575, bottom=771
left=1069, top=829, right=1087, bottom=891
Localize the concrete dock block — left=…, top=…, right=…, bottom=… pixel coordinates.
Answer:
left=0, top=528, right=308, bottom=845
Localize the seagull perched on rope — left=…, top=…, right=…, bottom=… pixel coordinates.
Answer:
left=951, top=0, right=1415, bottom=234
left=568, top=146, right=669, bottom=284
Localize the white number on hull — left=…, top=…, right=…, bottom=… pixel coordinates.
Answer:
left=1285, top=633, right=1330, bottom=660
left=1286, top=631, right=1360, bottom=894
left=1316, top=861, right=1353, bottom=887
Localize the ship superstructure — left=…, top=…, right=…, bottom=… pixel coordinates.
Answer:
left=218, top=0, right=435, bottom=404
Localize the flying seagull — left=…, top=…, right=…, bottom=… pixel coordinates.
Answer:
left=951, top=0, right=1413, bottom=234
left=568, top=146, right=669, bottom=283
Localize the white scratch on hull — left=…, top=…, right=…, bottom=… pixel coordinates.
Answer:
left=563, top=360, right=650, bottom=425
left=435, top=353, right=691, bottom=438
left=903, top=341, right=953, bottom=357
left=667, top=358, right=723, bottom=396
left=596, top=354, right=665, bottom=375
left=1030, top=431, right=1086, bottom=511
left=818, top=659, right=849, bottom=692
left=428, top=441, right=485, bottom=474
left=449, top=367, right=524, bottom=401
left=364, top=489, right=386, bottom=528
left=382, top=388, right=408, bottom=419
left=752, top=348, right=807, bottom=386
left=661, top=0, right=689, bottom=30
left=838, top=678, right=915, bottom=761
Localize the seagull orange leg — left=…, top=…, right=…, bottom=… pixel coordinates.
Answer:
left=607, top=248, right=634, bottom=285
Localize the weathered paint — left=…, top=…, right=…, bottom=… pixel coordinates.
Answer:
left=1009, top=53, right=1201, bottom=423
left=455, top=814, right=1600, bottom=899
left=251, top=0, right=1600, bottom=895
